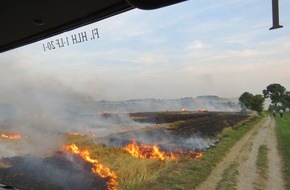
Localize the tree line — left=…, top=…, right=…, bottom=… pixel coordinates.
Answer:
left=239, top=83, right=290, bottom=113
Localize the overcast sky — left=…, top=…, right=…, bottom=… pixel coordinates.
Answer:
left=1, top=0, right=290, bottom=101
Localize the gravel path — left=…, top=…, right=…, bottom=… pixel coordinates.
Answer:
left=196, top=116, right=285, bottom=190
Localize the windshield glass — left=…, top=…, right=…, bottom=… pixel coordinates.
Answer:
left=0, top=1, right=289, bottom=190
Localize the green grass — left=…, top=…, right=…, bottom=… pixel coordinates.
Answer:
left=131, top=113, right=265, bottom=190
left=275, top=112, right=290, bottom=190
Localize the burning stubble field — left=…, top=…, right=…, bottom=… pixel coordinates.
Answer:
left=0, top=111, right=256, bottom=190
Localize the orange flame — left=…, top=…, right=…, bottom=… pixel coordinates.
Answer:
left=124, top=140, right=202, bottom=161
left=64, top=144, right=118, bottom=190
left=1, top=133, right=22, bottom=140
left=195, top=152, right=203, bottom=159
left=198, top=108, right=208, bottom=112
left=68, top=130, right=96, bottom=138
left=68, top=132, right=85, bottom=136
left=124, top=140, right=176, bottom=160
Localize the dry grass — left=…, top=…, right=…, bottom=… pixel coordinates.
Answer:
left=216, top=127, right=234, bottom=139
left=232, top=113, right=257, bottom=129
left=254, top=145, right=269, bottom=190
left=64, top=135, right=173, bottom=189
left=0, top=161, right=11, bottom=168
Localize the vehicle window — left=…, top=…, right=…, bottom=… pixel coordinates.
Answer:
left=0, top=1, right=289, bottom=190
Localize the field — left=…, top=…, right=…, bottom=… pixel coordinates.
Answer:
left=0, top=111, right=257, bottom=190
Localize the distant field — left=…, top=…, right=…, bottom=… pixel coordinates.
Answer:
left=129, top=111, right=250, bottom=137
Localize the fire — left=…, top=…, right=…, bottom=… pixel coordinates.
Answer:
left=124, top=140, right=202, bottom=161
left=123, top=140, right=175, bottom=160
left=68, top=130, right=96, bottom=138
left=68, top=132, right=85, bottom=136
left=195, top=151, right=203, bottom=159
left=175, top=149, right=203, bottom=159
left=1, top=133, right=22, bottom=140
left=198, top=108, right=208, bottom=112
left=64, top=144, right=118, bottom=190
left=181, top=108, right=188, bottom=112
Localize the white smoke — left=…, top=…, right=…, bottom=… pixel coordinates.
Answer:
left=0, top=62, right=146, bottom=157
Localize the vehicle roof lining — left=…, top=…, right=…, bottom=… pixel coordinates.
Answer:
left=0, top=0, right=186, bottom=53
left=0, top=0, right=133, bottom=53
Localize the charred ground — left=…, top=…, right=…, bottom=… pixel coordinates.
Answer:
left=98, top=111, right=250, bottom=152
left=130, top=111, right=250, bottom=137
left=0, top=154, right=107, bottom=190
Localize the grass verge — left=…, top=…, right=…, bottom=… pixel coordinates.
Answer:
left=275, top=112, right=290, bottom=189
left=256, top=145, right=269, bottom=178
left=254, top=145, right=269, bottom=190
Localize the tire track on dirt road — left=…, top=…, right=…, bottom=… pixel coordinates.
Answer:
left=264, top=117, right=284, bottom=190
left=236, top=117, right=271, bottom=190
left=196, top=116, right=285, bottom=190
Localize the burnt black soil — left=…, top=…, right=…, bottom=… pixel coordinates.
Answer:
left=0, top=154, right=107, bottom=190
left=130, top=111, right=209, bottom=124
left=130, top=111, right=250, bottom=137
left=166, top=112, right=250, bottom=137
left=98, top=111, right=251, bottom=151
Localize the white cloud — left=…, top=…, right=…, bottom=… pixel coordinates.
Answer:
left=229, top=49, right=258, bottom=57
left=187, top=40, right=206, bottom=50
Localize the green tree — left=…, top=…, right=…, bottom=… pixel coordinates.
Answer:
left=239, top=92, right=254, bottom=109
left=250, top=94, right=265, bottom=112
left=239, top=92, right=264, bottom=113
left=263, top=83, right=286, bottom=107
left=281, top=91, right=290, bottom=108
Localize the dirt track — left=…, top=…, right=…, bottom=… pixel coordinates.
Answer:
left=196, top=116, right=285, bottom=190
